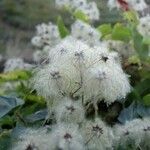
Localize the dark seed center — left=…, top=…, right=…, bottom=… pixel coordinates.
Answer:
left=64, top=133, right=72, bottom=139
left=92, top=125, right=103, bottom=134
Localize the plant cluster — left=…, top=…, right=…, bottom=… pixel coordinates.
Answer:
left=0, top=0, right=149, bottom=150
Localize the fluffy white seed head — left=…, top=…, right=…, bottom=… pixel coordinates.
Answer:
left=72, top=0, right=87, bottom=8
left=141, top=117, right=150, bottom=148
left=83, top=62, right=130, bottom=105
left=55, top=0, right=75, bottom=9
left=31, top=22, right=61, bottom=48
left=55, top=0, right=100, bottom=21
left=126, top=0, right=147, bottom=11
left=107, top=0, right=120, bottom=10
left=107, top=0, right=147, bottom=11
left=50, top=123, right=85, bottom=150
left=55, top=0, right=87, bottom=9
left=12, top=128, right=52, bottom=150
left=71, top=20, right=101, bottom=47
left=104, top=40, right=135, bottom=59
left=32, top=65, right=65, bottom=100
left=77, top=2, right=100, bottom=21
left=137, top=15, right=150, bottom=37
left=33, top=45, right=51, bottom=63
left=31, top=36, right=43, bottom=47
left=82, top=117, right=114, bottom=150
left=33, top=50, right=45, bottom=63
left=33, top=36, right=130, bottom=106
left=32, top=37, right=90, bottom=100
left=4, top=58, right=33, bottom=73
left=55, top=97, right=85, bottom=124
left=113, top=117, right=150, bottom=149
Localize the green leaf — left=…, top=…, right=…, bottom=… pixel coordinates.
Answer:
left=97, top=24, right=112, bottom=38
left=73, top=10, right=89, bottom=23
left=21, top=103, right=40, bottom=116
left=57, top=16, right=69, bottom=38
left=16, top=82, right=45, bottom=105
left=0, top=116, right=14, bottom=128
left=24, top=94, right=45, bottom=105
left=0, top=130, right=11, bottom=150
left=143, top=94, right=150, bottom=106
left=123, top=10, right=139, bottom=26
left=134, top=78, right=150, bottom=96
left=132, top=28, right=149, bottom=60
left=112, top=23, right=132, bottom=42
left=0, top=96, right=24, bottom=118
left=128, top=55, right=141, bottom=66
left=139, top=68, right=150, bottom=80
left=128, top=88, right=142, bottom=102
left=0, top=70, right=32, bottom=83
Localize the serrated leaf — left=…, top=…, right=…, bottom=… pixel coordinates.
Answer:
left=57, top=16, right=69, bottom=38
left=73, top=10, right=89, bottom=23
left=143, top=94, right=150, bottom=106
left=97, top=24, right=112, bottom=38
left=112, top=23, right=131, bottom=42
left=0, top=96, right=24, bottom=118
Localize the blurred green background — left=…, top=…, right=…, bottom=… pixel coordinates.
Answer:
left=0, top=0, right=149, bottom=59
left=0, top=0, right=56, bottom=59
left=0, top=0, right=122, bottom=59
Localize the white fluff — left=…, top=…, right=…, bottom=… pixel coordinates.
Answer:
left=113, top=117, right=150, bottom=149
left=107, top=0, right=120, bottom=10
left=31, top=22, right=61, bottom=48
left=104, top=40, right=135, bottom=59
left=33, top=46, right=51, bottom=63
left=12, top=128, right=52, bottom=150
left=55, top=97, right=85, bottom=124
left=50, top=123, right=85, bottom=150
left=71, top=20, right=101, bottom=47
left=55, top=0, right=100, bottom=21
left=126, top=0, right=147, bottom=11
left=83, top=60, right=130, bottom=105
left=4, top=58, right=33, bottom=73
left=107, top=0, right=147, bottom=11
left=137, top=15, right=150, bottom=37
left=77, top=2, right=100, bottom=21
left=82, top=118, right=114, bottom=150
left=33, top=36, right=130, bottom=106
